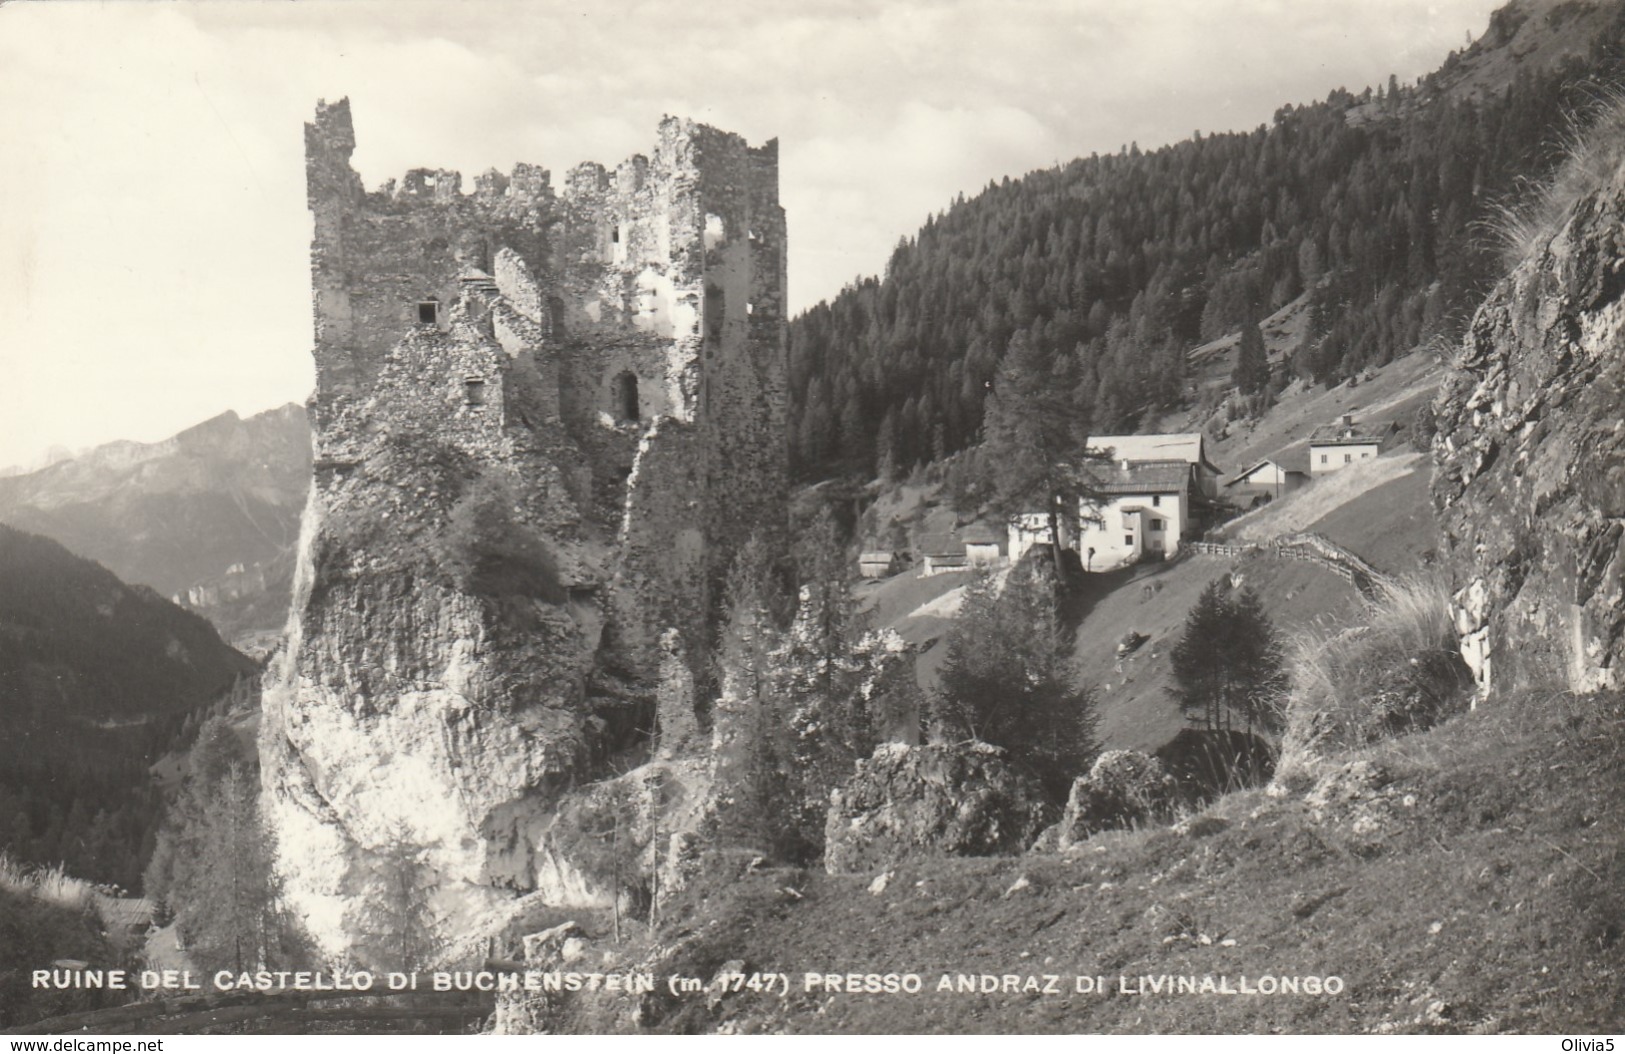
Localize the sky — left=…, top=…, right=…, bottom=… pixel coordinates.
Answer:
left=0, top=0, right=1505, bottom=470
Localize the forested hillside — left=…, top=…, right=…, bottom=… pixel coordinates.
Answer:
left=0, top=525, right=257, bottom=889
left=789, top=0, right=1625, bottom=481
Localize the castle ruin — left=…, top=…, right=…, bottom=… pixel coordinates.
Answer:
left=262, top=98, right=786, bottom=959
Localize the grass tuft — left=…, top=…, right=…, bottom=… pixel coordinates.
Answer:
left=1277, top=574, right=1472, bottom=783
left=1485, top=84, right=1625, bottom=268
left=0, top=850, right=97, bottom=914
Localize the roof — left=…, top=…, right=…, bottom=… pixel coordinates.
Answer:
left=1090, top=459, right=1191, bottom=495
left=858, top=551, right=898, bottom=563
left=1225, top=458, right=1287, bottom=486
left=1090, top=433, right=1222, bottom=476
left=917, top=534, right=961, bottom=557
left=959, top=522, right=1003, bottom=544
left=1308, top=419, right=1388, bottom=446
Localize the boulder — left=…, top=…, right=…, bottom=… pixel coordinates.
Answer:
left=1045, top=749, right=1175, bottom=850
left=1432, top=146, right=1625, bottom=698
left=823, top=742, right=1052, bottom=874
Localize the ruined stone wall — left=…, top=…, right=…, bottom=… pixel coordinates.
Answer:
left=264, top=98, right=785, bottom=961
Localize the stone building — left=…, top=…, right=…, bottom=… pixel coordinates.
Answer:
left=264, top=99, right=787, bottom=960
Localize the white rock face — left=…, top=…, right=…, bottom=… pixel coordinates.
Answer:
left=261, top=477, right=604, bottom=964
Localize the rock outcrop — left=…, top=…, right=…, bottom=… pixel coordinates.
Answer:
left=823, top=742, right=1051, bottom=874
left=1040, top=749, right=1175, bottom=851
left=263, top=99, right=786, bottom=961
left=1432, top=139, right=1625, bottom=698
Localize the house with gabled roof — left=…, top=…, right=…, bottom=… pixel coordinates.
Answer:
left=1308, top=414, right=1388, bottom=474
left=919, top=534, right=968, bottom=576
left=1089, top=433, right=1223, bottom=498
left=1007, top=433, right=1224, bottom=570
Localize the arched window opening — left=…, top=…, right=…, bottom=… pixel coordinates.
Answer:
left=616, top=371, right=640, bottom=422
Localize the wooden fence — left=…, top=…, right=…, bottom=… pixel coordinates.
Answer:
left=1185, top=531, right=1387, bottom=597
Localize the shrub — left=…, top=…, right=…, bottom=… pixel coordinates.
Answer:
left=1278, top=575, right=1473, bottom=781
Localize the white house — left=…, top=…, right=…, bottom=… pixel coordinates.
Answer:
left=1006, top=433, right=1222, bottom=569
left=1309, top=415, right=1384, bottom=474
left=1075, top=460, right=1196, bottom=569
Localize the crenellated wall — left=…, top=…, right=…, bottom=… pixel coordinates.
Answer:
left=263, top=98, right=786, bottom=962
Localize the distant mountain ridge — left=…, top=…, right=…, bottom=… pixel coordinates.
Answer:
left=0, top=403, right=311, bottom=649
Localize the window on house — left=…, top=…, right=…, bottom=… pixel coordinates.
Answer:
left=611, top=225, right=621, bottom=243
left=616, top=371, right=640, bottom=422
left=417, top=301, right=439, bottom=324
left=1361, top=451, right=1370, bottom=458
left=1152, top=495, right=1161, bottom=507
left=1151, top=519, right=1165, bottom=531
left=1344, top=453, right=1353, bottom=464
left=1124, top=534, right=1134, bottom=546
left=1319, top=453, right=1328, bottom=465
left=464, top=378, right=486, bottom=406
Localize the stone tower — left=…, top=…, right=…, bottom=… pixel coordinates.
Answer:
left=263, top=98, right=786, bottom=960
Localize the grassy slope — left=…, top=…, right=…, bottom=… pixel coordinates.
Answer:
left=1187, top=346, right=1442, bottom=478
left=615, top=688, right=1624, bottom=1035
left=1069, top=555, right=1360, bottom=752
left=849, top=346, right=1448, bottom=756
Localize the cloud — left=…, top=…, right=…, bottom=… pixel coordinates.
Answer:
left=0, top=0, right=1502, bottom=466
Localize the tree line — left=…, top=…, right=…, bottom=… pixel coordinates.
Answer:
left=788, top=13, right=1625, bottom=482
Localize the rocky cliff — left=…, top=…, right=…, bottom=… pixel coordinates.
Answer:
left=1432, top=128, right=1625, bottom=698
left=263, top=100, right=786, bottom=962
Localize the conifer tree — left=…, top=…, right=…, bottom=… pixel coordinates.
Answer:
left=709, top=536, right=797, bottom=858
left=974, top=332, right=1101, bottom=580
left=1168, top=580, right=1285, bottom=734
left=361, top=825, right=440, bottom=972
left=1233, top=318, right=1271, bottom=396
left=933, top=564, right=1099, bottom=801
left=776, top=509, right=877, bottom=852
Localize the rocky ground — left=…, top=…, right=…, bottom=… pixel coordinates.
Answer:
left=513, top=686, right=1624, bottom=1034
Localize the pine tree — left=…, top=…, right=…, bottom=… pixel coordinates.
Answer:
left=709, top=536, right=797, bottom=858
left=933, top=564, right=1099, bottom=801
left=973, top=332, right=1101, bottom=580
left=361, top=825, right=440, bottom=972
left=1168, top=580, right=1285, bottom=734
left=777, top=510, right=876, bottom=852
left=1233, top=318, right=1270, bottom=396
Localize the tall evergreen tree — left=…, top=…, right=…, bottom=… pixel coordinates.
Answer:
left=709, top=536, right=798, bottom=858
left=1232, top=318, right=1271, bottom=396
left=973, top=332, right=1102, bottom=580
left=1168, top=580, right=1285, bottom=734
left=933, top=564, right=1099, bottom=801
